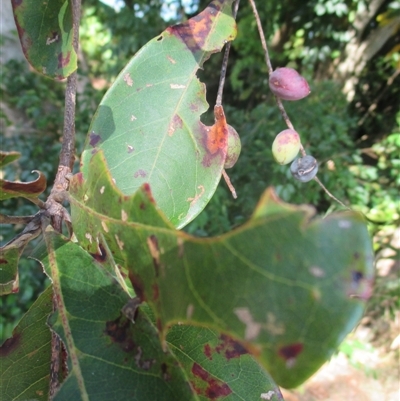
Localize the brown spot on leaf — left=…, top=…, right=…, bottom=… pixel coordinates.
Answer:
left=152, top=284, right=159, bottom=301
left=89, top=132, right=102, bottom=147
left=123, top=72, right=133, bottom=86
left=0, top=333, right=21, bottom=356
left=190, top=102, right=199, bottom=112
left=191, top=362, right=232, bottom=399
left=206, top=106, right=228, bottom=155
left=147, top=235, right=160, bottom=276
left=167, top=55, right=176, bottom=64
left=167, top=1, right=224, bottom=54
left=0, top=259, right=8, bottom=264
left=278, top=343, right=303, bottom=360
left=11, top=0, right=23, bottom=7
left=58, top=51, right=71, bottom=68
left=134, top=169, right=147, bottom=178
left=204, top=344, right=212, bottom=360
left=105, top=316, right=135, bottom=352
left=215, top=334, right=248, bottom=360
left=46, top=31, right=59, bottom=45
left=90, top=243, right=107, bottom=262
left=168, top=114, right=183, bottom=136
left=128, top=271, right=146, bottom=302
left=142, top=183, right=155, bottom=203
left=161, top=362, right=171, bottom=381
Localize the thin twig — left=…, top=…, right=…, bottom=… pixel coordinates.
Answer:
left=313, top=176, right=350, bottom=209
left=222, top=169, right=237, bottom=199
left=216, top=0, right=240, bottom=199
left=48, top=1, right=81, bottom=398
left=216, top=0, right=240, bottom=105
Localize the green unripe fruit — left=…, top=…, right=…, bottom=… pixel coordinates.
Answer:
left=224, top=125, right=241, bottom=169
left=272, top=129, right=300, bottom=165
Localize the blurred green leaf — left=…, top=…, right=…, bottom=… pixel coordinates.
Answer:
left=11, top=0, right=77, bottom=79
left=0, top=152, right=20, bottom=168
left=81, top=0, right=237, bottom=228
left=0, top=285, right=52, bottom=401
left=70, top=150, right=374, bottom=388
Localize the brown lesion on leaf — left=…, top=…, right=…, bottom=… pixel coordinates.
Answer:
left=278, top=343, right=303, bottom=368
left=105, top=314, right=135, bottom=352
left=346, top=270, right=373, bottom=300
left=128, top=271, right=146, bottom=302
left=134, top=169, right=147, bottom=178
left=58, top=51, right=71, bottom=69
left=187, top=185, right=205, bottom=207
left=167, top=55, right=176, bottom=64
left=200, top=105, right=229, bottom=167
left=142, top=183, right=156, bottom=204
left=147, top=235, right=161, bottom=277
left=204, top=344, right=212, bottom=360
left=123, top=73, right=133, bottom=87
left=89, top=131, right=102, bottom=147
left=46, top=31, right=59, bottom=45
left=0, top=332, right=21, bottom=356
left=90, top=242, right=107, bottom=262
left=215, top=334, right=248, bottom=360
left=191, top=362, right=232, bottom=399
left=115, top=234, right=124, bottom=251
left=167, top=0, right=224, bottom=53
left=168, top=114, right=183, bottom=136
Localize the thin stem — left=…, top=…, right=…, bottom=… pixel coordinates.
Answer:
left=216, top=0, right=240, bottom=106
left=48, top=1, right=81, bottom=398
left=249, top=0, right=349, bottom=207
left=313, top=176, right=350, bottom=209
left=222, top=169, right=237, bottom=199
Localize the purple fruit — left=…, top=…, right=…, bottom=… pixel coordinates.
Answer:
left=272, top=129, right=300, bottom=165
left=224, top=125, right=241, bottom=169
left=269, top=67, right=310, bottom=101
left=290, top=155, right=318, bottom=182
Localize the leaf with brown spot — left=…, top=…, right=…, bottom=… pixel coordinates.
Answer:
left=70, top=151, right=375, bottom=388
left=33, top=232, right=197, bottom=400
left=0, top=286, right=52, bottom=400
left=11, top=0, right=77, bottom=79
left=80, top=0, right=237, bottom=229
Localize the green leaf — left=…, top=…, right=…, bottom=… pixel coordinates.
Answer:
left=11, top=0, right=77, bottom=79
left=37, top=231, right=197, bottom=401
left=0, top=213, right=42, bottom=295
left=0, top=170, right=46, bottom=201
left=167, top=325, right=284, bottom=400
left=0, top=247, right=20, bottom=295
left=81, top=0, right=237, bottom=228
left=0, top=285, right=52, bottom=400
left=69, top=151, right=375, bottom=388
left=0, top=151, right=20, bottom=168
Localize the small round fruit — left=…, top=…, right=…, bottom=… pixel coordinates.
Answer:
left=224, top=125, right=241, bottom=169
left=272, top=129, right=301, bottom=165
left=290, top=155, right=318, bottom=182
left=269, top=67, right=310, bottom=101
